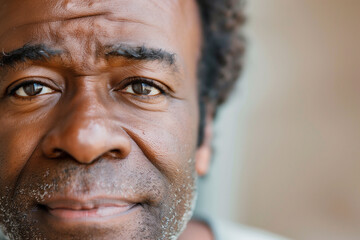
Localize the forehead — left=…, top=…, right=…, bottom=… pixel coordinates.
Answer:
left=0, top=0, right=201, bottom=69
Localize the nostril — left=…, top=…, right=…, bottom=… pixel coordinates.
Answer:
left=108, top=149, right=122, bottom=158
left=98, top=149, right=126, bottom=160
left=51, top=148, right=66, bottom=158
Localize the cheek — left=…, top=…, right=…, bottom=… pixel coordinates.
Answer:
left=0, top=94, right=60, bottom=188
left=0, top=117, right=44, bottom=190
left=127, top=101, right=199, bottom=178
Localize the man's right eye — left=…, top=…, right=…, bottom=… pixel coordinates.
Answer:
left=11, top=82, right=54, bottom=97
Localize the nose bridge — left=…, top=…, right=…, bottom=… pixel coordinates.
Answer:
left=42, top=91, right=131, bottom=163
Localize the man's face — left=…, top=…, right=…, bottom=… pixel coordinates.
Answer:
left=0, top=0, right=203, bottom=239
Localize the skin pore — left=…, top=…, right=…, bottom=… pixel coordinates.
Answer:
left=0, top=0, right=213, bottom=239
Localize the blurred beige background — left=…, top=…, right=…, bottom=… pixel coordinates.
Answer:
left=196, top=0, right=360, bottom=239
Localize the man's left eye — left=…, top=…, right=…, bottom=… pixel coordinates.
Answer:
left=123, top=82, right=161, bottom=96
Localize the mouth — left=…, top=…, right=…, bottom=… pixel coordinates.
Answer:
left=40, top=197, right=140, bottom=222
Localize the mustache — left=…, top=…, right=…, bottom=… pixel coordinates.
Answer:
left=10, top=161, right=164, bottom=207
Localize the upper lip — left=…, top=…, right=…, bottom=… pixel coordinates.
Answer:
left=43, top=197, right=137, bottom=210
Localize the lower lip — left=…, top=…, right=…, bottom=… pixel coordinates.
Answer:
left=47, top=204, right=137, bottom=220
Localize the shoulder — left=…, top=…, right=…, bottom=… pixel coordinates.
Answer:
left=210, top=219, right=290, bottom=240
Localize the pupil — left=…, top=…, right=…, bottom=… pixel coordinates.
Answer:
left=24, top=83, right=43, bottom=96
left=132, top=83, right=152, bottom=95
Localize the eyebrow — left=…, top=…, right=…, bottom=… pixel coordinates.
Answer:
left=0, top=44, right=62, bottom=67
left=105, top=44, right=177, bottom=67
left=0, top=43, right=178, bottom=70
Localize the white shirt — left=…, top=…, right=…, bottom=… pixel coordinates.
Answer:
left=207, top=218, right=290, bottom=240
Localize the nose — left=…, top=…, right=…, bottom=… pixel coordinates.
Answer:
left=42, top=101, right=131, bottom=164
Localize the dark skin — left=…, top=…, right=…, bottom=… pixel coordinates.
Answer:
left=0, top=0, right=213, bottom=239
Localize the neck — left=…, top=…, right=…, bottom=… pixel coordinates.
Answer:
left=178, top=219, right=214, bottom=240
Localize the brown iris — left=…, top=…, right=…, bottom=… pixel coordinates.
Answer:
left=22, top=83, right=43, bottom=96
left=131, top=82, right=153, bottom=95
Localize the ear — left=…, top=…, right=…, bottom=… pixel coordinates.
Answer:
left=195, top=112, right=213, bottom=176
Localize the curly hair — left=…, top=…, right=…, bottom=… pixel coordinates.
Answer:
left=196, top=0, right=245, bottom=143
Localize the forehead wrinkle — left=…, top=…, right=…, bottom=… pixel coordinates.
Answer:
left=7, top=14, right=149, bottom=33
left=0, top=1, right=154, bottom=43
left=0, top=17, right=152, bottom=46
left=0, top=0, right=179, bottom=31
